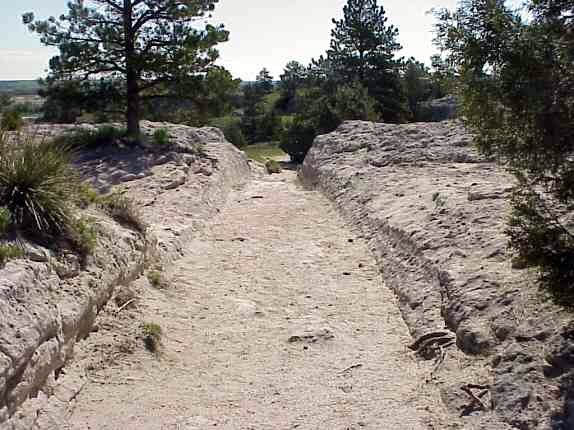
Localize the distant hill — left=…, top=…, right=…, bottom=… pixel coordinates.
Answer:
left=0, top=81, right=40, bottom=96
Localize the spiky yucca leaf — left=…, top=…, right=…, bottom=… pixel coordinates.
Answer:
left=0, top=134, right=78, bottom=236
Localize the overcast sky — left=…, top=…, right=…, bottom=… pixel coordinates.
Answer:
left=0, top=0, right=522, bottom=81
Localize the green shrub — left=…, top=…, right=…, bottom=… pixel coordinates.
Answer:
left=75, top=182, right=101, bottom=209
left=1, top=110, right=23, bottom=131
left=69, top=216, right=98, bottom=258
left=147, top=269, right=168, bottom=289
left=153, top=128, right=170, bottom=146
left=58, top=126, right=127, bottom=150
left=280, top=119, right=317, bottom=163
left=0, top=207, right=11, bottom=236
left=0, top=135, right=78, bottom=236
left=209, top=116, right=247, bottom=148
left=142, top=322, right=162, bottom=354
left=0, top=244, right=24, bottom=266
left=100, top=192, right=146, bottom=233
left=265, top=159, right=282, bottom=174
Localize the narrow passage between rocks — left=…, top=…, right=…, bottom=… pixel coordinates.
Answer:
left=63, top=168, right=442, bottom=429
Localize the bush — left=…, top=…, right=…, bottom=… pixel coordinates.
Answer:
left=209, top=116, right=247, bottom=148
left=58, top=126, right=127, bottom=150
left=142, top=322, right=162, bottom=354
left=69, top=216, right=98, bottom=258
left=153, top=128, right=170, bottom=146
left=75, top=182, right=101, bottom=209
left=0, top=244, right=24, bottom=266
left=280, top=119, right=317, bottom=163
left=100, top=192, right=146, bottom=233
left=0, top=207, right=11, bottom=236
left=147, top=269, right=168, bottom=289
left=0, top=135, right=78, bottom=236
left=1, top=110, right=23, bottom=131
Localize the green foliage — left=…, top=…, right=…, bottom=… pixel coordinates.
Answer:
left=327, top=0, right=405, bottom=121
left=209, top=116, right=247, bottom=148
left=255, top=68, right=275, bottom=96
left=0, top=94, right=13, bottom=113
left=403, top=58, right=432, bottom=119
left=1, top=110, right=24, bottom=131
left=0, top=244, right=24, bottom=266
left=0, top=134, right=77, bottom=237
left=69, top=216, right=98, bottom=257
left=265, top=159, right=282, bottom=174
left=100, top=192, right=146, bottom=233
left=75, top=183, right=102, bottom=209
left=142, top=322, right=163, bottom=354
left=153, top=128, right=170, bottom=146
left=0, top=207, right=11, bottom=236
left=147, top=269, right=168, bottom=289
left=24, top=1, right=229, bottom=135
left=434, top=0, right=574, bottom=296
left=280, top=83, right=378, bottom=162
left=58, top=126, right=127, bottom=150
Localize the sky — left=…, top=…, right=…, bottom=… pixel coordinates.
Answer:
left=0, top=0, right=522, bottom=81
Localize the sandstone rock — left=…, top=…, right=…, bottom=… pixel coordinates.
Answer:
left=0, top=121, right=251, bottom=427
left=301, top=119, right=570, bottom=429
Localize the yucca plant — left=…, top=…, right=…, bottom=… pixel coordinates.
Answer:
left=0, top=133, right=78, bottom=237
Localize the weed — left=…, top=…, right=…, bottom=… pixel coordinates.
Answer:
left=100, top=192, right=146, bottom=233
left=69, top=216, right=98, bottom=258
left=147, top=270, right=165, bottom=288
left=75, top=182, right=102, bottom=209
left=56, top=126, right=127, bottom=150
left=142, top=322, right=163, bottom=354
left=0, top=207, right=11, bottom=236
left=1, top=110, right=23, bottom=131
left=0, top=244, right=24, bottom=266
left=153, top=128, right=170, bottom=146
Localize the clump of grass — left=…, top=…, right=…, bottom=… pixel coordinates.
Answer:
left=0, top=207, right=12, bottom=236
left=142, top=322, right=163, bottom=354
left=265, top=159, right=282, bottom=174
left=75, top=182, right=102, bottom=209
left=56, top=126, right=127, bottom=150
left=69, top=216, right=98, bottom=258
left=153, top=128, right=170, bottom=146
left=147, top=269, right=167, bottom=289
left=1, top=110, right=23, bottom=131
left=0, top=134, right=78, bottom=237
left=100, top=192, right=146, bottom=233
left=0, top=244, right=24, bottom=266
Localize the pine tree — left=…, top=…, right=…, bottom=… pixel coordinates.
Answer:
left=327, top=0, right=405, bottom=121
left=23, top=0, right=228, bottom=136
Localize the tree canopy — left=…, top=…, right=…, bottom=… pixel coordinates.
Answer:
left=327, top=0, right=405, bottom=121
left=24, top=0, right=228, bottom=136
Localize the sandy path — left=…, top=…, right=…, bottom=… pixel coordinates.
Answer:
left=63, top=169, right=440, bottom=430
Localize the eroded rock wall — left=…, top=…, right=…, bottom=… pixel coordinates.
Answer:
left=0, top=122, right=250, bottom=428
left=301, top=120, right=574, bottom=429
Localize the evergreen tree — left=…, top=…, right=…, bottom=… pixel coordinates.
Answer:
left=403, top=58, right=431, bottom=118
left=435, top=0, right=574, bottom=295
left=327, top=0, right=405, bottom=121
left=24, top=0, right=228, bottom=136
left=255, top=68, right=275, bottom=96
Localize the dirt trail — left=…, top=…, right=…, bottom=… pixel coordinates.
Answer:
left=62, top=169, right=443, bottom=430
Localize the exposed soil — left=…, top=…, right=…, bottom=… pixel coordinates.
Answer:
left=44, top=168, right=448, bottom=429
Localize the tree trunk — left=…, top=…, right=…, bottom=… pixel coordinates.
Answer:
left=126, top=73, right=140, bottom=137
left=124, top=0, right=140, bottom=138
